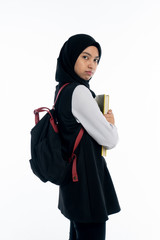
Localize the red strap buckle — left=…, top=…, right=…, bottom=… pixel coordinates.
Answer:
left=70, top=153, right=78, bottom=182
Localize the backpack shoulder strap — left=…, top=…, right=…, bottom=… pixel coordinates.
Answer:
left=54, top=82, right=84, bottom=182
left=70, top=128, right=84, bottom=182
left=34, top=83, right=70, bottom=125
left=53, top=83, right=70, bottom=109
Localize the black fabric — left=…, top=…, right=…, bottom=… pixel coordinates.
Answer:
left=55, top=83, right=121, bottom=223
left=69, top=221, right=106, bottom=240
left=54, top=34, right=120, bottom=223
left=29, top=84, right=83, bottom=185
left=30, top=109, right=66, bottom=184
left=29, top=108, right=73, bottom=185
left=55, top=34, right=101, bottom=98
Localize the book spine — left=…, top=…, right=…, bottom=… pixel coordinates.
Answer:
left=101, top=95, right=109, bottom=157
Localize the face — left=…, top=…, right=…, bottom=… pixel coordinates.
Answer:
left=74, top=46, right=99, bottom=80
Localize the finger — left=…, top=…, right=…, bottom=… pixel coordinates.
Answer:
left=107, top=109, right=112, bottom=114
left=106, top=113, right=113, bottom=117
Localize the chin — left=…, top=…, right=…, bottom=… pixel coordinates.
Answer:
left=83, top=77, right=91, bottom=81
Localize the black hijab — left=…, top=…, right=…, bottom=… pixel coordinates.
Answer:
left=55, top=34, right=101, bottom=97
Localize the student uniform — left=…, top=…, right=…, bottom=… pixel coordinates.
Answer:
left=54, top=33, right=121, bottom=239
left=55, top=82, right=120, bottom=223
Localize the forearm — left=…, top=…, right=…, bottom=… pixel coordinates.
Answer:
left=72, top=85, right=119, bottom=149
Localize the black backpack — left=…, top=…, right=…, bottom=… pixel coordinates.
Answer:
left=29, top=83, right=84, bottom=185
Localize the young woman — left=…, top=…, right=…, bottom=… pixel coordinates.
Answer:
left=54, top=34, right=120, bottom=240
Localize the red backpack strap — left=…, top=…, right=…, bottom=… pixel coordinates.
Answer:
left=34, top=83, right=70, bottom=125
left=34, top=107, right=50, bottom=125
left=54, top=83, right=84, bottom=182
left=53, top=83, right=70, bottom=109
left=69, top=128, right=84, bottom=182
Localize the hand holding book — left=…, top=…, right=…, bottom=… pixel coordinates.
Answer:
left=104, top=109, right=115, bottom=125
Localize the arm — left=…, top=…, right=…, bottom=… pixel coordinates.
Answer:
left=72, top=85, right=118, bottom=149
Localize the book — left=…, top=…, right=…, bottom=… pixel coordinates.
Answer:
left=95, top=94, right=109, bottom=156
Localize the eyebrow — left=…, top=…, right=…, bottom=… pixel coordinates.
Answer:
left=82, top=51, right=99, bottom=59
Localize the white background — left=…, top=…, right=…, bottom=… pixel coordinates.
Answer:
left=1, top=0, right=160, bottom=239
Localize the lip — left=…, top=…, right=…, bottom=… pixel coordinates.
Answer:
left=85, top=71, right=93, bottom=76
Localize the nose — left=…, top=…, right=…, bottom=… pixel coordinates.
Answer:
left=88, top=60, right=95, bottom=69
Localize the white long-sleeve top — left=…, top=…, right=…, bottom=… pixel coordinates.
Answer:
left=72, top=85, right=118, bottom=150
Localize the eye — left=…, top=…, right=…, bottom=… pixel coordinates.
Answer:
left=94, top=58, right=99, bottom=64
left=82, top=55, right=89, bottom=60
